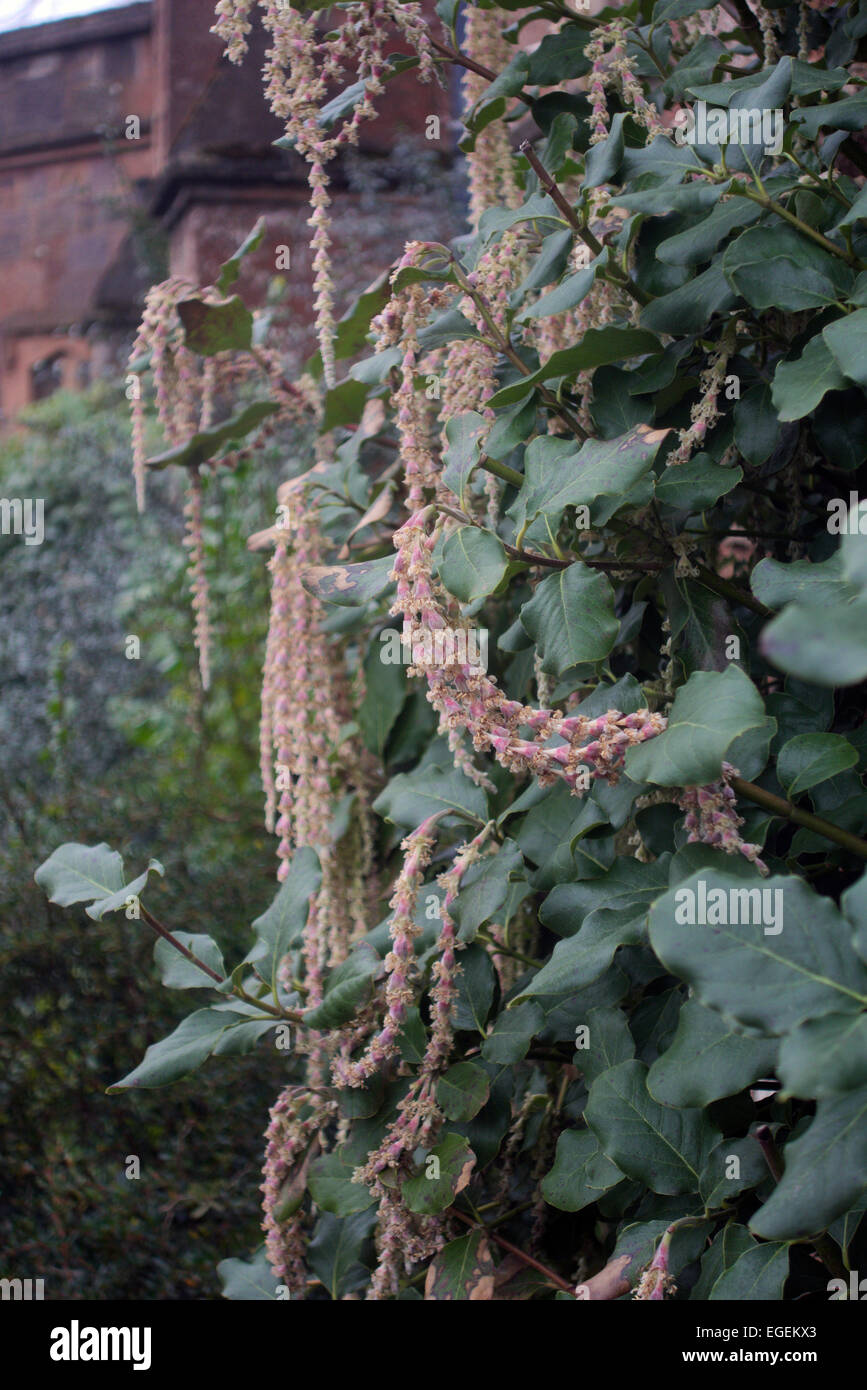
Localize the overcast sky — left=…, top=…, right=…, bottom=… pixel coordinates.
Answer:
left=0, top=0, right=139, bottom=32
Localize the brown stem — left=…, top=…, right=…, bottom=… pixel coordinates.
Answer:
left=754, top=1124, right=784, bottom=1182
left=694, top=564, right=775, bottom=620
left=140, top=906, right=300, bottom=1021
left=140, top=906, right=224, bottom=983
left=755, top=1126, right=848, bottom=1281
left=450, top=1207, right=576, bottom=1296
left=436, top=502, right=663, bottom=574
left=519, top=140, right=650, bottom=308
left=731, top=778, right=867, bottom=862
left=449, top=255, right=589, bottom=442
left=429, top=36, right=536, bottom=106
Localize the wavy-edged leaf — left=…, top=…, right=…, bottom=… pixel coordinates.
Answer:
left=584, top=1059, right=719, bottom=1195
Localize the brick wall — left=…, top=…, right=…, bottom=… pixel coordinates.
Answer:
left=0, top=0, right=459, bottom=423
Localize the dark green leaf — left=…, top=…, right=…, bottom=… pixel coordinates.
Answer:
left=519, top=563, right=619, bottom=676
left=750, top=1089, right=867, bottom=1240
left=771, top=334, right=849, bottom=421
left=481, top=1000, right=544, bottom=1064
left=454, top=942, right=496, bottom=1033
left=777, top=732, right=858, bottom=798
left=440, top=527, right=511, bottom=604
left=147, top=400, right=280, bottom=470
left=488, top=329, right=660, bottom=409
left=307, top=1147, right=376, bottom=1216
left=436, top=1062, right=491, bottom=1121
left=154, top=933, right=226, bottom=990
left=625, top=665, right=771, bottom=787
left=308, top=1208, right=378, bottom=1299
left=647, top=999, right=776, bottom=1107
left=708, top=1242, right=789, bottom=1299
left=584, top=1060, right=719, bottom=1195
left=649, top=870, right=867, bottom=1035
left=403, top=1133, right=476, bottom=1214
left=541, top=1129, right=623, bottom=1212
left=778, top=1013, right=867, bottom=1099
left=373, top=762, right=487, bottom=827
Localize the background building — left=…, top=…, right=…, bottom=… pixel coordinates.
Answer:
left=0, top=0, right=458, bottom=421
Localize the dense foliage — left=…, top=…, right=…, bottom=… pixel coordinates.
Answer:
left=34, top=0, right=867, bottom=1300
left=1, top=391, right=302, bottom=1297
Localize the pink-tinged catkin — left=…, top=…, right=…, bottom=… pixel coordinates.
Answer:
left=678, top=762, right=768, bottom=874
left=212, top=0, right=435, bottom=384
left=367, top=1191, right=446, bottom=1301
left=584, top=20, right=664, bottom=146
left=440, top=11, right=526, bottom=440
left=357, top=827, right=490, bottom=1299
left=442, top=230, right=527, bottom=437
left=262, top=495, right=340, bottom=877
left=261, top=1084, right=337, bottom=1293
left=354, top=824, right=492, bottom=1185
left=666, top=327, right=736, bottom=467
left=128, top=276, right=197, bottom=512
left=462, top=5, right=523, bottom=225
left=332, top=814, right=441, bottom=1088
left=182, top=474, right=212, bottom=691
left=259, top=489, right=375, bottom=1065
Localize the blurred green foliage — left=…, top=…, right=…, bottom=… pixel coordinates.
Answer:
left=0, top=385, right=311, bottom=1298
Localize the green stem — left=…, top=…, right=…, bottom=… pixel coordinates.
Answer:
left=735, top=185, right=861, bottom=268
left=476, top=452, right=524, bottom=490
left=436, top=502, right=663, bottom=574
left=731, top=778, right=867, bottom=861
left=478, top=929, right=543, bottom=970
left=784, top=150, right=852, bottom=210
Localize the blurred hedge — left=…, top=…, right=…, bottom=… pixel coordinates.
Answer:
left=0, top=386, right=309, bottom=1299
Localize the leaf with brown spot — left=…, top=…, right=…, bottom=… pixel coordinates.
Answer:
left=492, top=1256, right=553, bottom=1300
left=425, top=1231, right=495, bottom=1300
left=454, top=1153, right=477, bottom=1196
left=301, top=556, right=395, bottom=607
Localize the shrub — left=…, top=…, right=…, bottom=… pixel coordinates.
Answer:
left=34, top=0, right=867, bottom=1301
